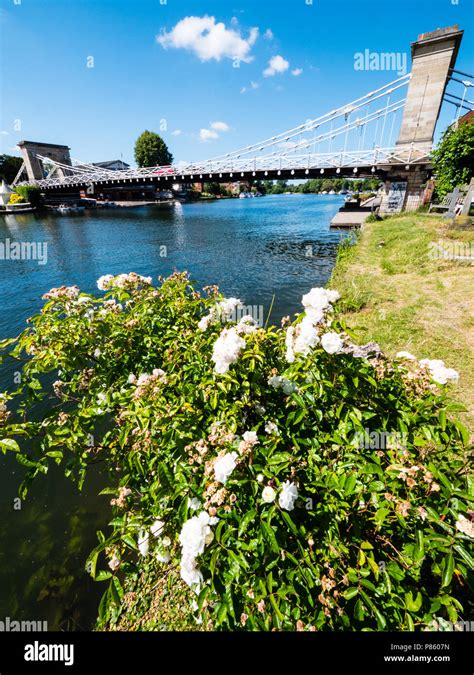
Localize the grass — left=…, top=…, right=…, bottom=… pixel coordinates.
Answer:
left=330, top=212, right=474, bottom=432
left=97, top=560, right=202, bottom=632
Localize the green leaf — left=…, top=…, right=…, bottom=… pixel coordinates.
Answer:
left=345, top=473, right=357, bottom=495
left=238, top=509, right=257, bottom=537
left=343, top=587, right=359, bottom=600
left=122, top=534, right=138, bottom=550
left=441, top=552, right=454, bottom=588
left=95, top=570, right=113, bottom=582
left=354, top=599, right=365, bottom=621
left=405, top=591, right=422, bottom=612
left=414, top=530, right=424, bottom=563
left=453, top=544, right=474, bottom=570
left=0, top=438, right=20, bottom=453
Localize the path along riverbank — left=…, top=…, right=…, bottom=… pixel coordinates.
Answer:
left=329, top=212, right=474, bottom=433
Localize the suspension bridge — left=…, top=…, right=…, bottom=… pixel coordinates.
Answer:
left=12, top=26, right=473, bottom=213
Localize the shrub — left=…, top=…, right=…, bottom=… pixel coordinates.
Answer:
left=431, top=122, right=474, bottom=198
left=14, top=185, right=43, bottom=208
left=0, top=272, right=472, bottom=631
left=366, top=213, right=381, bottom=223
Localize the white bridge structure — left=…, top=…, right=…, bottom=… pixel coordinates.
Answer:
left=13, top=26, right=472, bottom=212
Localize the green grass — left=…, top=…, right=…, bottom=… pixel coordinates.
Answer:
left=97, top=560, right=202, bottom=632
left=330, top=213, right=474, bottom=432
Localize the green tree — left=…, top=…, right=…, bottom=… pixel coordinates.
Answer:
left=432, top=122, right=474, bottom=197
left=134, top=130, right=173, bottom=168
left=0, top=154, right=23, bottom=183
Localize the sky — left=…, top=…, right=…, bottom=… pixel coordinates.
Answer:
left=1, top=0, right=473, bottom=168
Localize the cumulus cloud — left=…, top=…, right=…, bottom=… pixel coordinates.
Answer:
left=199, top=121, right=230, bottom=142
left=264, top=28, right=274, bottom=40
left=292, top=68, right=303, bottom=76
left=210, top=121, right=230, bottom=132
left=263, top=55, right=289, bottom=77
left=200, top=128, right=219, bottom=142
left=157, top=15, right=258, bottom=63
left=171, top=129, right=182, bottom=136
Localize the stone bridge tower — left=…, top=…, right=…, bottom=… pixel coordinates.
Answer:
left=380, top=26, right=463, bottom=213
left=17, top=140, right=72, bottom=182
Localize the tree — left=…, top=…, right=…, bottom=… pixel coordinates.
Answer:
left=134, top=131, right=173, bottom=168
left=0, top=154, right=23, bottom=183
left=432, top=121, right=474, bottom=197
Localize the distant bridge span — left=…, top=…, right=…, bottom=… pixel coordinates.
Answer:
left=13, top=26, right=472, bottom=212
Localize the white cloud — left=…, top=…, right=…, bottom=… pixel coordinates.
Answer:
left=171, top=129, right=182, bottom=136
left=280, top=137, right=308, bottom=150
left=240, top=81, right=259, bottom=94
left=210, top=121, right=230, bottom=132
left=199, top=121, right=230, bottom=141
left=157, top=15, right=258, bottom=63
left=263, top=55, right=289, bottom=77
left=200, top=128, right=219, bottom=142
left=0, top=130, right=9, bottom=135
left=292, top=68, right=303, bottom=76
left=264, top=29, right=274, bottom=40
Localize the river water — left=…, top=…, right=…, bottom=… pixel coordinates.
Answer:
left=0, top=193, right=346, bottom=629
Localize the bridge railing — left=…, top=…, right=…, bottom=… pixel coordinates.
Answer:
left=17, top=146, right=430, bottom=189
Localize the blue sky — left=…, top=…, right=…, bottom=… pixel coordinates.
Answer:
left=1, top=0, right=473, bottom=167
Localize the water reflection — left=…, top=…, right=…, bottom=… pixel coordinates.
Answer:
left=0, top=193, right=347, bottom=629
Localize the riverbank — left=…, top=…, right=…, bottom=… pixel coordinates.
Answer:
left=330, top=212, right=474, bottom=432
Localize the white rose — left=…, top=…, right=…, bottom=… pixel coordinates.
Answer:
left=138, top=530, right=150, bottom=557
left=180, top=555, right=203, bottom=588
left=150, top=519, right=165, bottom=538
left=242, top=431, right=259, bottom=445
left=108, top=554, right=121, bottom=571
left=262, top=486, right=276, bottom=503
left=321, top=332, right=343, bottom=355
left=278, top=481, right=299, bottom=511
left=214, top=451, right=238, bottom=484
left=188, top=497, right=201, bottom=511
left=97, top=274, right=114, bottom=291
left=265, top=421, right=278, bottom=435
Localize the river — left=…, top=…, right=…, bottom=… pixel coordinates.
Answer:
left=0, top=193, right=346, bottom=629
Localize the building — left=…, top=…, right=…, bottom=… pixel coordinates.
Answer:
left=91, top=160, right=130, bottom=171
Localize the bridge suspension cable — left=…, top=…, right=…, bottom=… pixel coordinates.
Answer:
left=18, top=72, right=432, bottom=189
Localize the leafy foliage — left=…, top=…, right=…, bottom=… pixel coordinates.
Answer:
left=134, top=130, right=173, bottom=168
left=0, top=154, right=23, bottom=183
left=0, top=272, right=472, bottom=631
left=431, top=122, right=474, bottom=197
left=14, top=185, right=43, bottom=208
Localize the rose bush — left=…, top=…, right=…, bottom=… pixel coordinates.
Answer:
left=0, top=271, right=472, bottom=631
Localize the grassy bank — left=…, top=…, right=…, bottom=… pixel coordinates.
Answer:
left=330, top=213, right=474, bottom=431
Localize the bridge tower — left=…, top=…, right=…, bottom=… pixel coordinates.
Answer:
left=16, top=140, right=72, bottom=182
left=380, top=25, right=463, bottom=213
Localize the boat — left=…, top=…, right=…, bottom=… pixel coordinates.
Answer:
left=58, top=204, right=73, bottom=214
